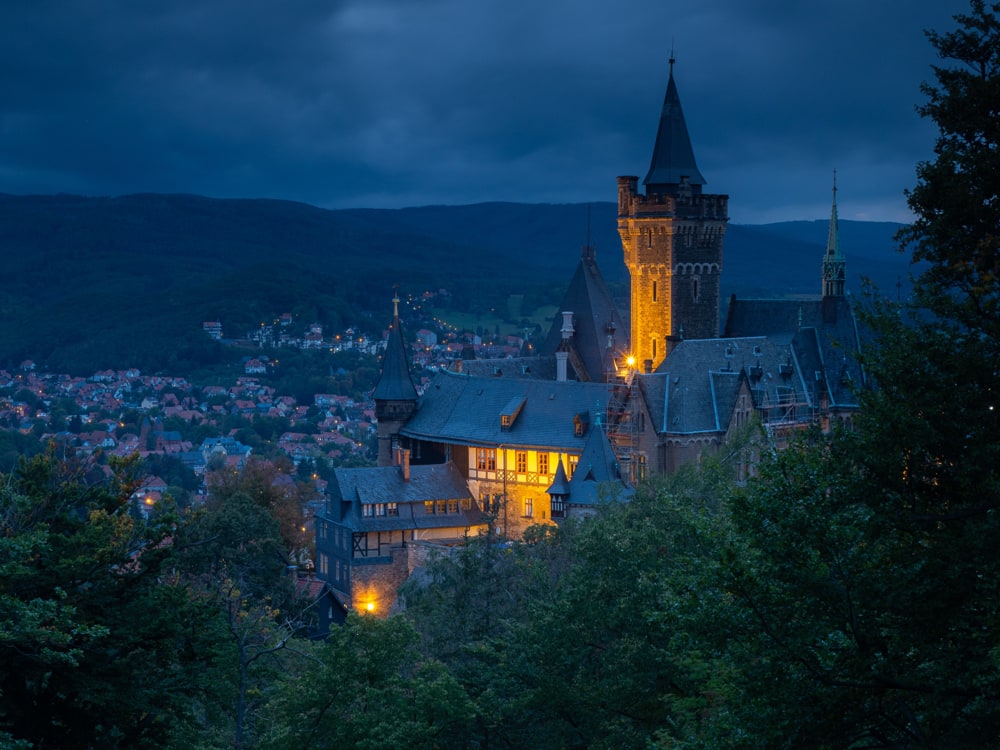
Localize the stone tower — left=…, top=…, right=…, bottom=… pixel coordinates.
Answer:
left=372, top=294, right=418, bottom=466
left=617, top=58, right=728, bottom=371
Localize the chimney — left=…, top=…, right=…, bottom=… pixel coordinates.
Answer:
left=393, top=444, right=401, bottom=466
left=560, top=311, right=575, bottom=341
left=401, top=448, right=411, bottom=482
left=556, top=351, right=568, bottom=382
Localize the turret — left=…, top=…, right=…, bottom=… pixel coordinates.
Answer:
left=372, top=294, right=418, bottom=466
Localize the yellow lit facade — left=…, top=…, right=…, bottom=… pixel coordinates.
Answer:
left=464, top=445, right=579, bottom=537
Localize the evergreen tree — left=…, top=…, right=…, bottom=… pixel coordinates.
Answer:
left=703, top=4, right=1000, bottom=745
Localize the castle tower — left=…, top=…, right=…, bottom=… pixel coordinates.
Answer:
left=372, top=294, right=418, bottom=466
left=617, top=58, right=728, bottom=371
left=822, top=173, right=846, bottom=299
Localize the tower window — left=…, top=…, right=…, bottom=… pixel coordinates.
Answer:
left=652, top=337, right=657, bottom=360
left=692, top=278, right=700, bottom=303
left=652, top=281, right=658, bottom=302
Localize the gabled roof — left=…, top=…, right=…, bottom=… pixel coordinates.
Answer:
left=328, top=461, right=485, bottom=533
left=372, top=297, right=418, bottom=402
left=645, top=336, right=815, bottom=434
left=643, top=59, right=706, bottom=191
left=723, top=295, right=864, bottom=409
left=540, top=245, right=628, bottom=382
left=401, top=370, right=611, bottom=451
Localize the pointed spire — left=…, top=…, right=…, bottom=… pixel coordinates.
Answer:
left=372, top=293, right=418, bottom=402
left=822, top=171, right=846, bottom=298
left=546, top=458, right=571, bottom=497
left=643, top=55, right=706, bottom=191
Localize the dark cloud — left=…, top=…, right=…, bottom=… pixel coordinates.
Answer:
left=0, top=0, right=968, bottom=222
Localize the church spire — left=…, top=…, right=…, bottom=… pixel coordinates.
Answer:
left=822, top=172, right=846, bottom=298
left=643, top=56, right=706, bottom=192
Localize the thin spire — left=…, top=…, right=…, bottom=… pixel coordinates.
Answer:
left=372, top=292, right=417, bottom=402
left=822, top=171, right=846, bottom=298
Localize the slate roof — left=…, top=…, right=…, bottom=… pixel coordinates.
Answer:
left=372, top=309, right=418, bottom=402
left=539, top=245, right=629, bottom=382
left=723, top=295, right=864, bottom=409
left=328, top=461, right=486, bottom=533
left=645, top=336, right=816, bottom=434
left=546, top=460, right=571, bottom=496
left=458, top=356, right=558, bottom=381
left=564, top=425, right=634, bottom=508
left=643, top=60, right=707, bottom=190
left=401, top=370, right=613, bottom=451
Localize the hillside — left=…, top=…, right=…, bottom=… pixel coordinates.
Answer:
left=0, top=193, right=911, bottom=376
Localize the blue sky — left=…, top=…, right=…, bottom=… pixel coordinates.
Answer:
left=0, top=0, right=968, bottom=223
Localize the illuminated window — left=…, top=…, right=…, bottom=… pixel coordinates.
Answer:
left=387, top=502, right=398, bottom=517
left=476, top=448, right=497, bottom=471
left=374, top=503, right=386, bottom=517
left=523, top=497, right=533, bottom=517
left=516, top=451, right=527, bottom=473
left=538, top=453, right=549, bottom=475
left=362, top=504, right=373, bottom=517
left=447, top=499, right=459, bottom=514
left=461, top=498, right=472, bottom=511
left=435, top=500, right=447, bottom=514
left=424, top=501, right=435, bottom=514
left=568, top=455, right=579, bottom=479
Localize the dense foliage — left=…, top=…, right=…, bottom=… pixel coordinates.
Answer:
left=1, top=4, right=996, bottom=748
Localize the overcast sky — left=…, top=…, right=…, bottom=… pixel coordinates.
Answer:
left=1, top=0, right=968, bottom=224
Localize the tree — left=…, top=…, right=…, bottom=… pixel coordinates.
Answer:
left=263, top=614, right=473, bottom=750
left=696, top=4, right=1000, bottom=745
left=0, top=451, right=224, bottom=749
left=898, top=0, right=1000, bottom=340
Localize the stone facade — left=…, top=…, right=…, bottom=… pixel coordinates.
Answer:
left=617, top=177, right=728, bottom=371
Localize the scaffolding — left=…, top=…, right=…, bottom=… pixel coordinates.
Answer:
left=605, top=364, right=639, bottom=484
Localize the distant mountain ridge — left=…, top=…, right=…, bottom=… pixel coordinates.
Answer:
left=0, top=193, right=911, bottom=375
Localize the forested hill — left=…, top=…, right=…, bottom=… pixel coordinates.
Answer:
left=0, top=193, right=909, bottom=375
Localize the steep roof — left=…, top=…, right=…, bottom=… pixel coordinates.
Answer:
left=564, top=425, right=633, bottom=508
left=372, top=296, right=418, bottom=402
left=328, top=461, right=486, bottom=533
left=643, top=59, right=706, bottom=191
left=645, top=334, right=857, bottom=434
left=539, top=245, right=629, bottom=382
left=401, top=369, right=612, bottom=451
left=722, top=295, right=864, bottom=409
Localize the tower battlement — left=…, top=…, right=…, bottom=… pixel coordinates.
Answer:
left=617, top=176, right=728, bottom=220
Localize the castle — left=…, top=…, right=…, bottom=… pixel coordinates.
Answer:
left=314, top=59, right=865, bottom=614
